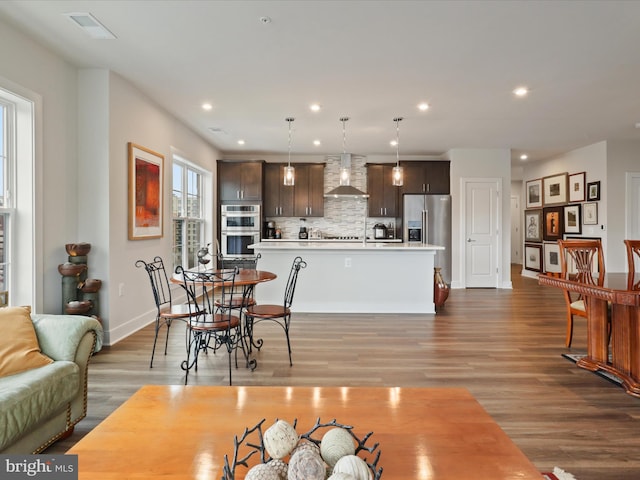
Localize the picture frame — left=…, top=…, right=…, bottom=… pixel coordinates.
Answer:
left=524, top=244, right=543, bottom=272
left=568, top=172, right=586, bottom=203
left=542, top=206, right=564, bottom=241
left=587, top=180, right=601, bottom=201
left=128, top=142, right=164, bottom=240
left=564, top=204, right=582, bottom=234
left=583, top=202, right=598, bottom=225
left=544, top=242, right=562, bottom=274
left=542, top=172, right=569, bottom=205
left=524, top=209, right=543, bottom=242
left=525, top=178, right=543, bottom=208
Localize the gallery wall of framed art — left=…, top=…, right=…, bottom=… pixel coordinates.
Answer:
left=522, top=169, right=601, bottom=274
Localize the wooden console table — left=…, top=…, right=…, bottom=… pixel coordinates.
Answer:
left=67, top=385, right=541, bottom=479
left=539, top=272, right=640, bottom=397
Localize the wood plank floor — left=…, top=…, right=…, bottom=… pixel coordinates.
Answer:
left=47, top=265, right=640, bottom=479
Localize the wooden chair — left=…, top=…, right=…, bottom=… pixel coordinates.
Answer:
left=624, top=239, right=640, bottom=289
left=136, top=256, right=204, bottom=368
left=557, top=239, right=606, bottom=348
left=244, top=256, right=307, bottom=366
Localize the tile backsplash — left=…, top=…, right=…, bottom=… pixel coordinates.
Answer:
left=264, top=155, right=395, bottom=239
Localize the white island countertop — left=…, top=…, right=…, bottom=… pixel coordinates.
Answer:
left=249, top=241, right=445, bottom=314
left=250, top=241, right=444, bottom=251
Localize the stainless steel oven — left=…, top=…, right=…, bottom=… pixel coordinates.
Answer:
left=221, top=204, right=261, bottom=231
left=220, top=231, right=261, bottom=258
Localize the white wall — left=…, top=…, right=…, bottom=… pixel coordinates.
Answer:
left=0, top=17, right=78, bottom=313
left=606, top=140, right=640, bottom=271
left=105, top=72, right=221, bottom=345
left=521, top=141, right=607, bottom=277
left=448, top=148, right=512, bottom=289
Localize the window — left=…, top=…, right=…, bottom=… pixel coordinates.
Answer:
left=172, top=156, right=211, bottom=270
left=0, top=100, right=13, bottom=303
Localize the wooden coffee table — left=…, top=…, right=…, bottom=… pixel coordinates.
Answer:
left=68, top=385, right=541, bottom=479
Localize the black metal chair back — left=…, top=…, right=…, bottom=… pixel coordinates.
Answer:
left=218, top=253, right=261, bottom=270
left=283, top=256, right=307, bottom=308
left=175, top=266, right=243, bottom=385
left=136, top=256, right=173, bottom=313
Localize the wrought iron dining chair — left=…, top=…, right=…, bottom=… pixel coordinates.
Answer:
left=624, top=239, right=640, bottom=289
left=136, top=256, right=204, bottom=368
left=557, top=239, right=608, bottom=348
left=244, top=256, right=307, bottom=366
left=215, top=253, right=261, bottom=311
left=176, top=266, right=244, bottom=385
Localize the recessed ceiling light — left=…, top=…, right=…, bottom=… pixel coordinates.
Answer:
left=313, top=140, right=321, bottom=146
left=310, top=104, right=321, bottom=112
left=202, top=103, right=212, bottom=111
left=520, top=154, right=528, bottom=160
left=418, top=102, right=430, bottom=111
left=63, top=12, right=116, bottom=39
left=390, top=140, right=398, bottom=147
left=513, top=86, right=529, bottom=97
left=260, top=16, right=272, bottom=24
left=237, top=140, right=245, bottom=145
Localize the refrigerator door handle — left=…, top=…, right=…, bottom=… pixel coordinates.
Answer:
left=422, top=210, right=428, bottom=244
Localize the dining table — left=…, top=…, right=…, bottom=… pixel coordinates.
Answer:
left=538, top=271, right=640, bottom=397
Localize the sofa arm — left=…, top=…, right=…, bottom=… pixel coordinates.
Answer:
left=31, top=314, right=103, bottom=360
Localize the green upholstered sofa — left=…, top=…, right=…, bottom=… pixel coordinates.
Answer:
left=0, top=314, right=103, bottom=454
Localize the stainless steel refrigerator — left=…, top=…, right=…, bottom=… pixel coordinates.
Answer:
left=403, top=194, right=452, bottom=285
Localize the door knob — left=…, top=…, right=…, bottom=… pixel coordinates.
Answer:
left=467, top=238, right=475, bottom=242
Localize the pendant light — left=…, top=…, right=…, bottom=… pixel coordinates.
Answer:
left=392, top=117, right=404, bottom=186
left=284, top=117, right=295, bottom=186
left=339, top=117, right=351, bottom=186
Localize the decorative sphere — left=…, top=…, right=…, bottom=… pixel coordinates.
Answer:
left=328, top=474, right=357, bottom=480
left=332, top=455, right=373, bottom=480
left=263, top=420, right=298, bottom=460
left=245, top=463, right=280, bottom=480
left=287, top=449, right=326, bottom=480
left=268, top=459, right=288, bottom=480
left=321, top=427, right=356, bottom=467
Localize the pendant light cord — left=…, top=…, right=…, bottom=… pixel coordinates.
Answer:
left=394, top=117, right=403, bottom=166
left=286, top=117, right=294, bottom=166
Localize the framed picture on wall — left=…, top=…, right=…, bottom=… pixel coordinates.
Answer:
left=568, top=172, right=586, bottom=202
left=128, top=142, right=164, bottom=240
left=524, top=244, right=542, bottom=272
left=543, top=173, right=569, bottom=205
left=583, top=202, right=598, bottom=225
left=543, top=206, right=564, bottom=241
left=524, top=209, right=543, bottom=242
left=525, top=178, right=543, bottom=208
left=587, top=181, right=601, bottom=201
left=564, top=204, right=582, bottom=234
left=544, top=242, right=562, bottom=274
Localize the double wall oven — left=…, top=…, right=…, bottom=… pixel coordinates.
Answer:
left=220, top=204, right=261, bottom=258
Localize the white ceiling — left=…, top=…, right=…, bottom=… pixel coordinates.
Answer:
left=2, top=0, right=640, bottom=165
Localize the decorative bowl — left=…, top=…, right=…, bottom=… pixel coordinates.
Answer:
left=65, top=300, right=92, bottom=315
left=222, top=418, right=382, bottom=480
left=65, top=243, right=92, bottom=256
left=58, top=263, right=87, bottom=276
left=81, top=279, right=102, bottom=293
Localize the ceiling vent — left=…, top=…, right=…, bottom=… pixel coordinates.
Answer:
left=63, top=12, right=116, bottom=39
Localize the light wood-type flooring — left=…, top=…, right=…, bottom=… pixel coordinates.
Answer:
left=47, top=265, right=640, bottom=479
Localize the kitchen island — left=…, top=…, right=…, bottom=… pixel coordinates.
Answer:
left=249, top=241, right=445, bottom=314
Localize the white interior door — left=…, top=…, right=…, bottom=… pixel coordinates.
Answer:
left=464, top=180, right=499, bottom=287
left=626, top=173, right=640, bottom=252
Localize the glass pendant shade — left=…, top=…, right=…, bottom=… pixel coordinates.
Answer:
left=283, top=165, right=295, bottom=186
left=392, top=165, right=404, bottom=186
left=284, top=117, right=295, bottom=186
left=392, top=117, right=404, bottom=187
left=339, top=167, right=351, bottom=186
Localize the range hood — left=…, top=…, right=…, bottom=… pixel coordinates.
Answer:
left=324, top=153, right=369, bottom=198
